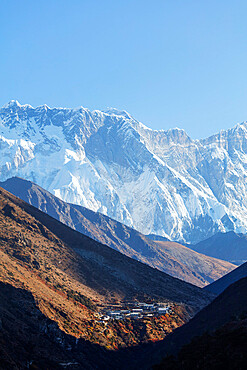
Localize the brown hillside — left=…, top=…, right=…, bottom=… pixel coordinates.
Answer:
left=0, top=177, right=236, bottom=287
left=0, top=185, right=213, bottom=368
left=0, top=281, right=117, bottom=369
left=0, top=186, right=212, bottom=308
left=155, top=240, right=236, bottom=285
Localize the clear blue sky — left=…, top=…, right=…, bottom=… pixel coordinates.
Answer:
left=1, top=0, right=247, bottom=138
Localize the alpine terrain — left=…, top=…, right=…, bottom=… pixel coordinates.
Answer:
left=204, top=261, right=247, bottom=295
left=1, top=101, right=247, bottom=243
left=0, top=177, right=236, bottom=287
left=153, top=277, right=247, bottom=369
left=0, top=186, right=213, bottom=368
left=189, top=231, right=247, bottom=265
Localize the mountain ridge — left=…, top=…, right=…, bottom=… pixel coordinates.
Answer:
left=153, top=277, right=247, bottom=369
left=204, top=262, right=247, bottom=295
left=189, top=231, right=247, bottom=264
left=0, top=184, right=214, bottom=368
left=1, top=101, right=247, bottom=243
left=0, top=176, right=236, bottom=287
left=0, top=185, right=212, bottom=308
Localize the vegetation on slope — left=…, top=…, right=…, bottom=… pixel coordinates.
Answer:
left=0, top=186, right=213, bottom=368
left=0, top=177, right=236, bottom=287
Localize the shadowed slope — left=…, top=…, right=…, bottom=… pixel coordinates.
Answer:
left=204, top=262, right=247, bottom=295
left=147, top=277, right=247, bottom=369
left=190, top=231, right=247, bottom=265
left=0, top=186, right=212, bottom=306
left=155, top=319, right=247, bottom=370
left=153, top=277, right=247, bottom=369
left=0, top=282, right=115, bottom=370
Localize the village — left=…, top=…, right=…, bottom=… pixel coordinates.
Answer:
left=96, top=301, right=172, bottom=323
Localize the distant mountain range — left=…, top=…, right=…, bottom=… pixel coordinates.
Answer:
left=204, top=261, right=247, bottom=295
left=0, top=177, right=236, bottom=287
left=1, top=101, right=247, bottom=243
left=189, top=231, right=247, bottom=265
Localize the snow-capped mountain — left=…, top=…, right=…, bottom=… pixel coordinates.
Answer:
left=1, top=100, right=247, bottom=243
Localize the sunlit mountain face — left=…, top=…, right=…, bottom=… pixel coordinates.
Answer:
left=1, top=100, right=247, bottom=243
left=0, top=176, right=236, bottom=287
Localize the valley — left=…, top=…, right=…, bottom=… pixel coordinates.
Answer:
left=0, top=177, right=236, bottom=288
left=0, top=103, right=246, bottom=369
left=0, top=186, right=213, bottom=368
left=2, top=2, right=247, bottom=368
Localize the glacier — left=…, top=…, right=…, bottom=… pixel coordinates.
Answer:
left=0, top=99, right=247, bottom=243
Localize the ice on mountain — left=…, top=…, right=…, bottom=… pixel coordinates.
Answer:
left=0, top=101, right=247, bottom=243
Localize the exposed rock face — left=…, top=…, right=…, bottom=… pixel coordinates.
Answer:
left=1, top=100, right=247, bottom=243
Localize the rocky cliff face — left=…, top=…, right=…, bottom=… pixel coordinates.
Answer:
left=1, top=100, right=247, bottom=243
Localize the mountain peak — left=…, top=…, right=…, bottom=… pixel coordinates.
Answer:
left=1, top=102, right=247, bottom=243
left=102, top=107, right=134, bottom=120
left=3, top=100, right=22, bottom=108
left=2, top=100, right=33, bottom=110
left=234, top=121, right=247, bottom=132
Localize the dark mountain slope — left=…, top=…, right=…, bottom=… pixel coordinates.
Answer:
left=140, top=277, right=247, bottom=369
left=204, top=261, right=247, bottom=295
left=0, top=177, right=236, bottom=287
left=190, top=231, right=247, bottom=264
left=155, top=317, right=247, bottom=370
left=154, top=277, right=247, bottom=369
left=0, top=282, right=116, bottom=370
